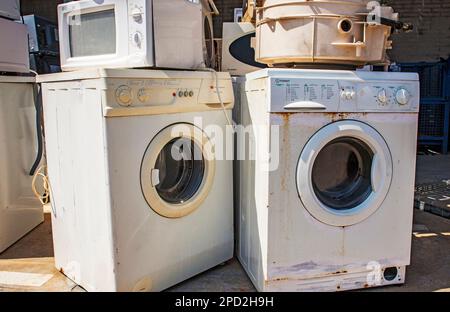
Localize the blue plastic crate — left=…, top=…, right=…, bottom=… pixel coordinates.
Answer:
left=398, top=60, right=450, bottom=153
left=399, top=61, right=449, bottom=100
left=417, top=100, right=449, bottom=154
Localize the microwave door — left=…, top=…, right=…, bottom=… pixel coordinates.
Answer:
left=59, top=0, right=130, bottom=71
left=152, top=0, right=204, bottom=69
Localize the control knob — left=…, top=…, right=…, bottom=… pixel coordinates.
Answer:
left=116, top=86, right=133, bottom=106
left=377, top=89, right=388, bottom=104
left=133, top=31, right=143, bottom=48
left=131, top=8, right=143, bottom=23
left=395, top=88, right=410, bottom=105
left=137, top=88, right=151, bottom=103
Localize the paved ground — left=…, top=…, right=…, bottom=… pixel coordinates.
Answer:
left=416, top=155, right=450, bottom=184
left=0, top=155, right=449, bottom=292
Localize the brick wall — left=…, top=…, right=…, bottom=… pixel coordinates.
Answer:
left=389, top=0, right=450, bottom=62
left=213, top=0, right=243, bottom=37
left=20, top=0, right=63, bottom=23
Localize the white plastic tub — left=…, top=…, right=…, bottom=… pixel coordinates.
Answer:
left=254, top=0, right=394, bottom=67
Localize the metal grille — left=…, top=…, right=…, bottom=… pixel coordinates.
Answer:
left=401, top=63, right=447, bottom=99
left=418, top=102, right=446, bottom=137
left=415, top=181, right=450, bottom=219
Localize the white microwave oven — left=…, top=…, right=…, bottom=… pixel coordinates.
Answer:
left=58, top=0, right=206, bottom=71
left=0, top=18, right=30, bottom=73
left=221, top=22, right=266, bottom=76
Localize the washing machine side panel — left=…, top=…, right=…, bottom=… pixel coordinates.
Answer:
left=343, top=113, right=418, bottom=268
left=237, top=83, right=271, bottom=291
left=0, top=81, right=44, bottom=253
left=104, top=111, right=234, bottom=292
left=42, top=82, right=117, bottom=291
left=266, top=114, right=345, bottom=286
left=232, top=77, right=244, bottom=260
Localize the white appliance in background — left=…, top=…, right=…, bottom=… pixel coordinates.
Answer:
left=38, top=69, right=235, bottom=292
left=0, top=0, right=20, bottom=20
left=222, top=22, right=266, bottom=76
left=0, top=18, right=30, bottom=73
left=58, top=0, right=205, bottom=71
left=0, top=76, right=44, bottom=253
left=234, top=8, right=243, bottom=22
left=238, top=69, right=419, bottom=291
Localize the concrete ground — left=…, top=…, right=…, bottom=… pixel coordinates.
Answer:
left=415, top=154, right=450, bottom=185
left=0, top=155, right=449, bottom=292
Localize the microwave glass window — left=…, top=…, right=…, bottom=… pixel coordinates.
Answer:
left=69, top=9, right=116, bottom=57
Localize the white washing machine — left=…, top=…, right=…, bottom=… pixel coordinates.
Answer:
left=0, top=76, right=44, bottom=253
left=238, top=69, right=420, bottom=291
left=38, top=69, right=234, bottom=292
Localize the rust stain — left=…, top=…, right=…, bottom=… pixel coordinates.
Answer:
left=324, top=112, right=350, bottom=122
left=273, top=277, right=290, bottom=282
left=272, top=112, right=369, bottom=118
left=272, top=112, right=295, bottom=118
left=342, top=226, right=346, bottom=257
left=327, top=270, right=348, bottom=276
left=322, top=112, right=369, bottom=122
left=279, top=114, right=290, bottom=193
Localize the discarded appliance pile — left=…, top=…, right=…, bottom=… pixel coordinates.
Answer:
left=0, top=0, right=421, bottom=293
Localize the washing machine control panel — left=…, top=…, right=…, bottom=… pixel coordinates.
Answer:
left=111, top=80, right=198, bottom=107
left=350, top=83, right=419, bottom=112
left=269, top=76, right=419, bottom=113
left=103, top=78, right=234, bottom=116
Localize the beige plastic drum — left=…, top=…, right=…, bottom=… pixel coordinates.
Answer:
left=254, top=0, right=392, bottom=67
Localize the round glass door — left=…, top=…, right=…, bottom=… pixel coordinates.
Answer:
left=312, top=137, right=374, bottom=210
left=297, top=121, right=393, bottom=227
left=141, top=124, right=215, bottom=218
left=154, top=138, right=205, bottom=204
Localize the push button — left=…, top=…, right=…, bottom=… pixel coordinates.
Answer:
left=340, top=88, right=355, bottom=100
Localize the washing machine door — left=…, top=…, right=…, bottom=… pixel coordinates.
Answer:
left=296, top=120, right=393, bottom=227
left=140, top=123, right=215, bottom=218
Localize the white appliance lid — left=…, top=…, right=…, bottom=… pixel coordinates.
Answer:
left=0, top=76, right=35, bottom=83
left=246, top=68, right=419, bottom=82
left=37, top=69, right=231, bottom=83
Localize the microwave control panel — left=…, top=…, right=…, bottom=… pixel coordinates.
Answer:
left=128, top=0, right=148, bottom=53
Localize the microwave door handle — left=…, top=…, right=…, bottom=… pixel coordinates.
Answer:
left=283, top=101, right=327, bottom=110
